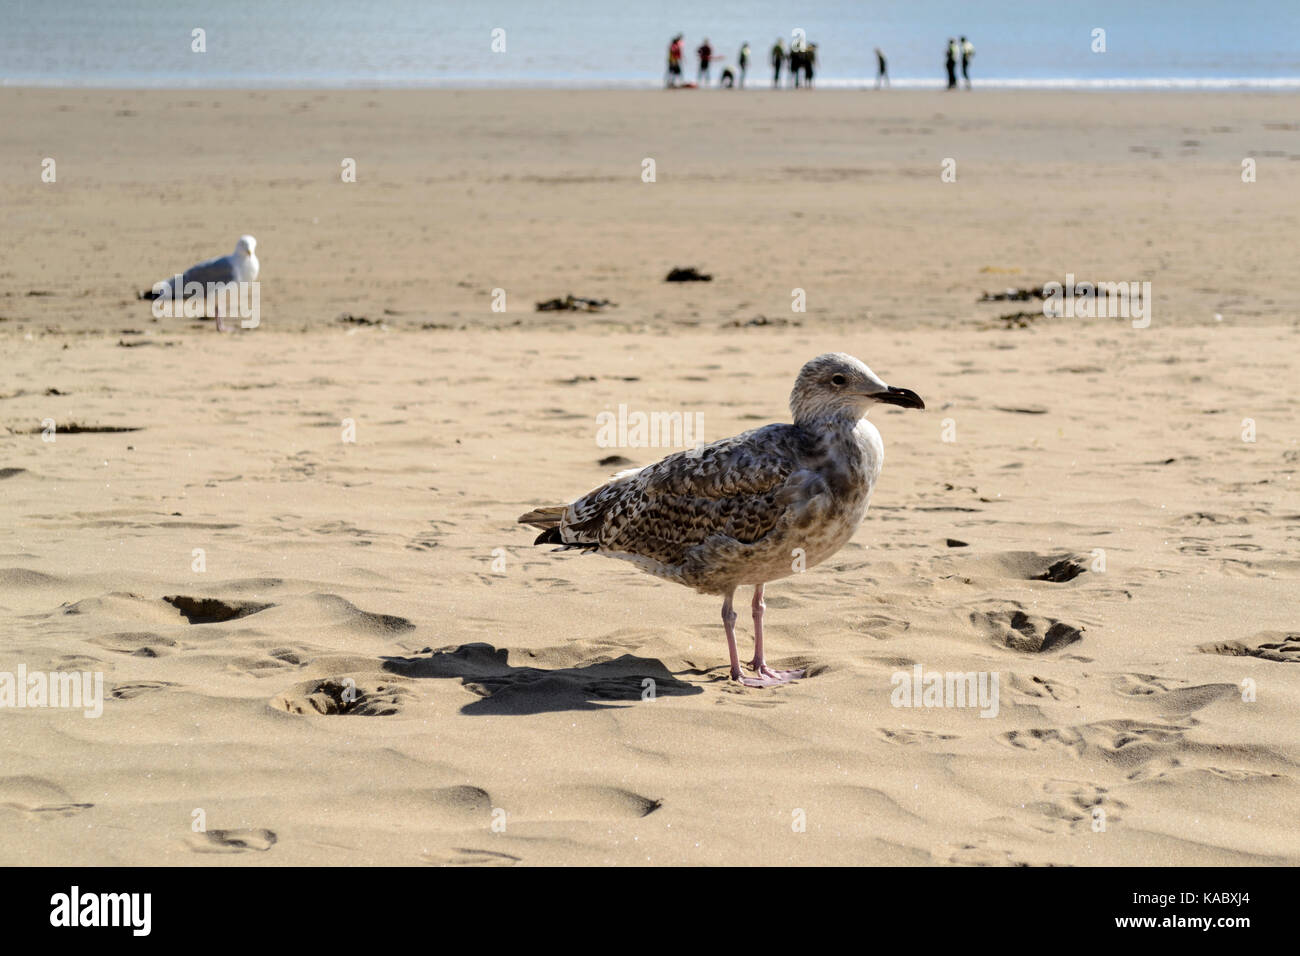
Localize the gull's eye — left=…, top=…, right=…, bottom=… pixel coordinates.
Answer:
left=831, top=373, right=848, bottom=386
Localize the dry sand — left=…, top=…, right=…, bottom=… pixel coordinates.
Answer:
left=1, top=89, right=1298, bottom=865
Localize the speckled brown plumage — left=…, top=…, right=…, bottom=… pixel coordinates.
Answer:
left=519, top=353, right=924, bottom=686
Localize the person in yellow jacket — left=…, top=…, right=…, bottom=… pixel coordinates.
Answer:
left=960, top=36, right=974, bottom=89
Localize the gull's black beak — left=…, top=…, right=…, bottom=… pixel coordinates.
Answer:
left=877, top=386, right=925, bottom=410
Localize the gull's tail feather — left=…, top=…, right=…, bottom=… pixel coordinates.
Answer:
left=518, top=506, right=598, bottom=551
left=518, top=505, right=565, bottom=531
left=533, top=526, right=564, bottom=546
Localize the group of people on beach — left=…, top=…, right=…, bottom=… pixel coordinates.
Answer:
left=665, top=34, right=975, bottom=90
left=665, top=34, right=817, bottom=89
left=946, top=36, right=975, bottom=89
left=768, top=38, right=820, bottom=88
left=881, top=37, right=974, bottom=89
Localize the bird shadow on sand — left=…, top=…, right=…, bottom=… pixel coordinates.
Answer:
left=381, top=642, right=704, bottom=715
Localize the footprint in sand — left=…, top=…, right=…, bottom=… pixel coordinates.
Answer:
left=1024, top=800, right=1124, bottom=835
left=1042, top=779, right=1119, bottom=804
left=942, top=843, right=1034, bottom=867
left=1198, top=631, right=1300, bottom=663
left=267, top=646, right=309, bottom=665
left=1001, top=725, right=1087, bottom=758
left=877, top=727, right=958, bottom=746
left=163, top=595, right=275, bottom=624
left=1007, top=672, right=1079, bottom=701
left=940, top=550, right=1090, bottom=584
left=971, top=608, right=1084, bottom=654
left=110, top=680, right=177, bottom=700
left=1154, top=684, right=1247, bottom=714
left=1026, top=780, right=1127, bottom=833
left=0, top=776, right=94, bottom=817
left=225, top=645, right=315, bottom=678
left=1180, top=512, right=1246, bottom=526
left=425, top=785, right=493, bottom=815
left=846, top=614, right=911, bottom=640
left=90, top=631, right=180, bottom=657
left=530, top=576, right=579, bottom=591
left=1127, top=757, right=1286, bottom=784
left=270, top=675, right=411, bottom=716
left=50, top=654, right=109, bottom=672
left=1002, top=718, right=1191, bottom=769
left=1113, top=675, right=1238, bottom=714
left=1029, top=558, right=1088, bottom=582
left=420, top=847, right=521, bottom=866
left=1112, top=673, right=1175, bottom=695
left=187, top=828, right=277, bottom=853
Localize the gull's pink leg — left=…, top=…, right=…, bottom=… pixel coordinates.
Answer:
left=724, top=585, right=800, bottom=687
left=722, top=587, right=743, bottom=671
left=725, top=590, right=778, bottom=687
left=747, top=583, right=804, bottom=684
left=722, top=590, right=742, bottom=679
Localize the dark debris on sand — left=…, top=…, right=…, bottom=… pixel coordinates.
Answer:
left=723, top=315, right=801, bottom=328
left=27, top=422, right=143, bottom=434
left=996, top=310, right=1040, bottom=328
left=535, top=295, right=616, bottom=312
left=665, top=266, right=712, bottom=282
left=979, top=286, right=1049, bottom=302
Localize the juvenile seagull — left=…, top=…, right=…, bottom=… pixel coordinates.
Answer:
left=519, top=353, right=924, bottom=687
left=145, top=235, right=259, bottom=331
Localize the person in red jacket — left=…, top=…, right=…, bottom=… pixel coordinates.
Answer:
left=665, top=34, right=683, bottom=87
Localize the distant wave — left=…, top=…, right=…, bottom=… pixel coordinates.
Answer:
left=818, top=76, right=1300, bottom=90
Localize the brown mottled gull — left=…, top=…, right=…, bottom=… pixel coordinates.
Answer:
left=519, top=353, right=924, bottom=687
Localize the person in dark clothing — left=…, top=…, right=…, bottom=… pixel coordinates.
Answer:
left=789, top=44, right=804, bottom=87
left=803, top=43, right=816, bottom=87
left=875, top=47, right=889, bottom=88
left=945, top=38, right=958, bottom=89
left=770, top=39, right=785, bottom=88
left=697, top=39, right=714, bottom=85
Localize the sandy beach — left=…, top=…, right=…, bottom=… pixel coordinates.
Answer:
left=1, top=88, right=1298, bottom=866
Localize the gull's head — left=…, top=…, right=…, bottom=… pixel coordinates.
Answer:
left=235, top=235, right=257, bottom=257
left=789, top=352, right=924, bottom=426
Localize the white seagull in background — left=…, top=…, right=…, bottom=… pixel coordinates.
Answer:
left=146, top=235, right=259, bottom=331
left=520, top=353, right=925, bottom=687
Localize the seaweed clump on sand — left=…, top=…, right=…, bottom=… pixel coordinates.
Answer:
left=665, top=266, right=712, bottom=282
left=535, top=295, right=616, bottom=312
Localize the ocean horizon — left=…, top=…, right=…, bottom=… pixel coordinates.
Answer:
left=4, top=0, right=1298, bottom=91
left=7, top=76, right=1300, bottom=92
